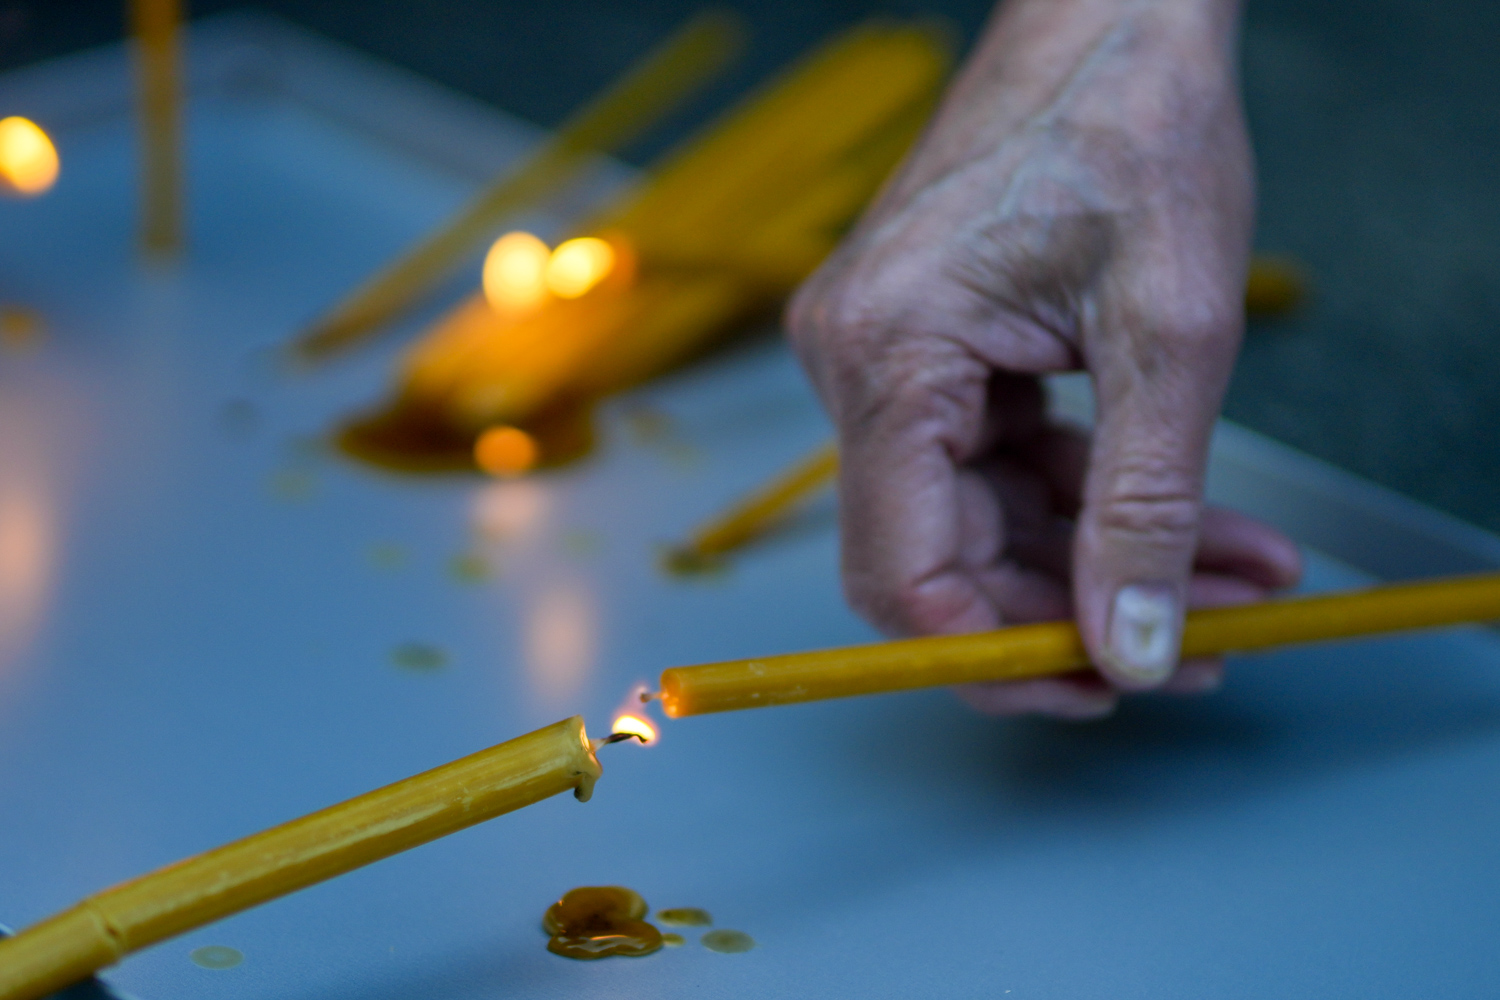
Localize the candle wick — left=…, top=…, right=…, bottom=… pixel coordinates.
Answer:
left=639, top=690, right=660, bottom=703
left=597, top=732, right=647, bottom=747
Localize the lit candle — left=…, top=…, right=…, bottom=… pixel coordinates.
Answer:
left=131, top=0, right=183, bottom=255
left=290, top=11, right=741, bottom=362
left=0, top=717, right=605, bottom=1000
left=656, top=572, right=1500, bottom=717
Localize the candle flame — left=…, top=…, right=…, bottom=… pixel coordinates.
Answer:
left=474, top=425, right=539, bottom=478
left=610, top=713, right=656, bottom=745
left=482, top=231, right=550, bottom=313
left=545, top=237, right=616, bottom=299
left=0, top=117, right=59, bottom=196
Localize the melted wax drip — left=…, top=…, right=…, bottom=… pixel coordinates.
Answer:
left=543, top=886, right=664, bottom=960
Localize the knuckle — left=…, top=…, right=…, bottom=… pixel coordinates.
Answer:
left=1093, top=483, right=1200, bottom=546
left=1140, top=297, right=1241, bottom=358
left=844, top=567, right=978, bottom=637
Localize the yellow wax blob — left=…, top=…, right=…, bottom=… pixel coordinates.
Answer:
left=189, top=945, right=242, bottom=970
left=0, top=117, right=60, bottom=196
left=544, top=886, right=664, bottom=960
left=391, top=643, right=447, bottom=671
left=544, top=237, right=616, bottom=298
left=655, top=907, right=712, bottom=927
left=474, top=426, right=539, bottom=477
left=701, top=929, right=755, bottom=953
left=482, top=232, right=550, bottom=313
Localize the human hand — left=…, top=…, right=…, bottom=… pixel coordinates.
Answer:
left=787, top=0, right=1302, bottom=718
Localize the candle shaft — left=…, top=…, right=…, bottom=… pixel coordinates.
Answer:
left=0, top=717, right=601, bottom=1000
left=679, top=442, right=838, bottom=561
left=131, top=0, right=183, bottom=256
left=290, top=11, right=741, bottom=363
left=659, top=572, right=1500, bottom=717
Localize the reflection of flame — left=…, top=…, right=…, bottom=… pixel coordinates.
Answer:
left=524, top=578, right=595, bottom=704
left=473, top=425, right=538, bottom=477
left=545, top=237, right=616, bottom=299
left=482, top=231, right=550, bottom=313
left=0, top=117, right=59, bottom=196
left=610, top=713, right=656, bottom=744
left=472, top=479, right=547, bottom=538
left=0, top=485, right=53, bottom=662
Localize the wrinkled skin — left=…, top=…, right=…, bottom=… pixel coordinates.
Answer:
left=787, top=0, right=1302, bottom=719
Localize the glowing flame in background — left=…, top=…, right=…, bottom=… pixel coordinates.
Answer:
left=0, top=117, right=60, bottom=196
left=545, top=237, right=616, bottom=299
left=482, top=231, right=550, bottom=314
left=482, top=232, right=627, bottom=315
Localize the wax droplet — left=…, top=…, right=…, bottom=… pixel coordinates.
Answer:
left=268, top=468, right=315, bottom=501
left=561, top=529, right=600, bottom=557
left=544, top=886, right=663, bottom=960
left=0, top=306, right=43, bottom=351
left=662, top=932, right=685, bottom=947
left=368, top=543, right=407, bottom=570
left=219, top=399, right=258, bottom=437
left=701, top=930, right=755, bottom=954
left=1245, top=256, right=1306, bottom=318
left=656, top=908, right=712, bottom=927
left=392, top=643, right=447, bottom=671
left=620, top=405, right=674, bottom=444
left=449, top=552, right=491, bottom=583
left=663, top=441, right=701, bottom=469
left=190, top=945, right=243, bottom=969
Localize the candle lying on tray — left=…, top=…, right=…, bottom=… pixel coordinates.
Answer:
left=130, top=0, right=183, bottom=255
left=656, top=572, right=1500, bottom=717
left=0, top=717, right=606, bottom=1000
left=665, top=441, right=838, bottom=573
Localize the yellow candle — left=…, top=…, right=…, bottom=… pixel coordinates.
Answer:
left=0, top=717, right=602, bottom=1000
left=666, top=442, right=839, bottom=572
left=659, top=572, right=1500, bottom=717
left=131, top=0, right=183, bottom=256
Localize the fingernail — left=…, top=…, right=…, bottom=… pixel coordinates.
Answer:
left=1105, top=584, right=1181, bottom=685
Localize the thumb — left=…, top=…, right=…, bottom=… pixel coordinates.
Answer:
left=1073, top=343, right=1229, bottom=690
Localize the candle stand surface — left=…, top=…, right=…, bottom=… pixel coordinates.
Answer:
left=3, top=16, right=1500, bottom=1000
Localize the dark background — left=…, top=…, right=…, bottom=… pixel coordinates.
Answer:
left=4, top=0, right=1499, bottom=533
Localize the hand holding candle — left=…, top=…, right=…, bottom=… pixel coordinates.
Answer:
left=654, top=572, right=1500, bottom=717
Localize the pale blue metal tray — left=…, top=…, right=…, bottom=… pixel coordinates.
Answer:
left=2, top=15, right=1498, bottom=1000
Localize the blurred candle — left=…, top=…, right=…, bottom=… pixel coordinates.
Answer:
left=131, top=0, right=183, bottom=255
